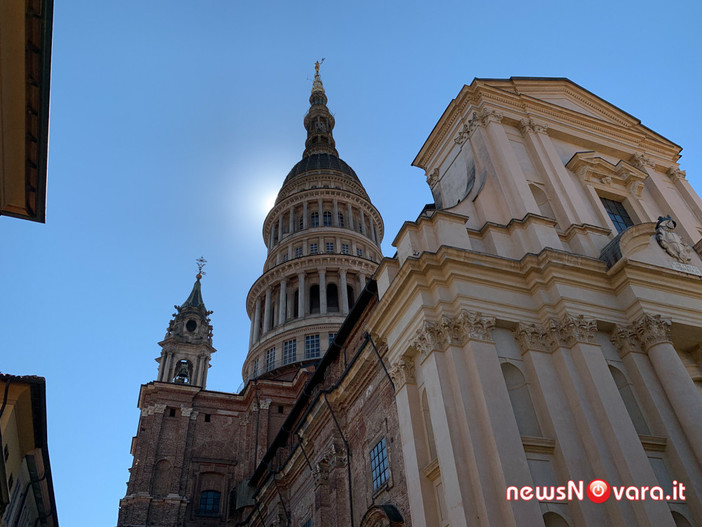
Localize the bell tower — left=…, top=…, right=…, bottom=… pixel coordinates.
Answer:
left=156, top=258, right=215, bottom=388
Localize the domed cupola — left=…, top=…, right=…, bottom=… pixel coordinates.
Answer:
left=242, top=61, right=384, bottom=383
left=156, top=258, right=216, bottom=388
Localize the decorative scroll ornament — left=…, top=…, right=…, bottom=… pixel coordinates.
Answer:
left=389, top=358, right=416, bottom=389
left=656, top=215, right=693, bottom=263
left=667, top=166, right=686, bottom=182
left=426, top=168, right=440, bottom=187
left=609, top=325, right=641, bottom=356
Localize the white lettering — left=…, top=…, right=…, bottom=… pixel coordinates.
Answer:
left=520, top=487, right=534, bottom=500
left=625, top=487, right=639, bottom=501
left=506, top=486, right=519, bottom=500
left=650, top=487, right=664, bottom=500
left=536, top=487, right=555, bottom=501
left=567, top=480, right=583, bottom=501
left=613, top=486, right=626, bottom=501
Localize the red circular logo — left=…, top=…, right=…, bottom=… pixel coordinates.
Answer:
left=587, top=479, right=611, bottom=503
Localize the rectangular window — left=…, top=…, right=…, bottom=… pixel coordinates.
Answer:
left=328, top=333, right=336, bottom=349
left=310, top=243, right=318, bottom=254
left=305, top=334, right=321, bottom=359
left=282, top=253, right=289, bottom=263
left=326, top=242, right=335, bottom=253
left=252, top=358, right=259, bottom=378
left=302, top=519, right=312, bottom=527
left=266, top=348, right=276, bottom=371
left=295, top=247, right=303, bottom=258
left=199, top=490, right=221, bottom=515
left=283, top=339, right=297, bottom=364
left=370, top=437, right=390, bottom=492
left=600, top=197, right=634, bottom=233
left=341, top=244, right=349, bottom=254
left=356, top=248, right=363, bottom=257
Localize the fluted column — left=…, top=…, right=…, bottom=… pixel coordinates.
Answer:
left=298, top=273, right=305, bottom=318
left=278, top=278, right=287, bottom=326
left=347, top=203, right=354, bottom=230
left=253, top=297, right=262, bottom=342
left=278, top=215, right=284, bottom=241
left=360, top=209, right=366, bottom=235
left=318, top=198, right=323, bottom=223
left=359, top=274, right=366, bottom=289
left=263, top=287, right=272, bottom=332
left=319, top=270, right=327, bottom=314
left=340, top=270, right=349, bottom=314
left=303, top=201, right=308, bottom=229
left=333, top=199, right=339, bottom=226
left=288, top=207, right=294, bottom=233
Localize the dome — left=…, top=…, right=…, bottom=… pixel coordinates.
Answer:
left=283, top=153, right=359, bottom=185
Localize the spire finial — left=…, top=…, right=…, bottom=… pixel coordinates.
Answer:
left=303, top=59, right=338, bottom=157
left=195, top=256, right=207, bottom=281
left=314, top=58, right=325, bottom=74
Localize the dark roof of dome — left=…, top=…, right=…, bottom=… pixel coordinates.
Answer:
left=284, top=153, right=359, bottom=185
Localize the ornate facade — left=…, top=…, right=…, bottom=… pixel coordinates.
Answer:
left=118, top=77, right=702, bottom=527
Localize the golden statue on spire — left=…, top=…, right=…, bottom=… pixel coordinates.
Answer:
left=314, top=58, right=325, bottom=74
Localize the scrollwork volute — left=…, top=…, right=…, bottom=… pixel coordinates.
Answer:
left=667, top=166, right=686, bottom=182
left=631, top=152, right=654, bottom=171
left=410, top=311, right=495, bottom=358
left=519, top=118, right=549, bottom=135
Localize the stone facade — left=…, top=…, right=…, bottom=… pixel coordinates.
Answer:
left=119, top=77, right=702, bottom=527
left=372, top=77, right=702, bottom=526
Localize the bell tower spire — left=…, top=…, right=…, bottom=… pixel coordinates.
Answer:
left=303, top=59, right=338, bottom=158
left=156, top=257, right=216, bottom=388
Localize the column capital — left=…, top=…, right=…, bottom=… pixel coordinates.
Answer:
left=547, top=313, right=597, bottom=349
left=442, top=310, right=495, bottom=345
left=667, top=166, right=687, bottom=182
left=515, top=322, right=550, bottom=354
left=389, top=356, right=416, bottom=390
left=410, top=311, right=495, bottom=358
left=519, top=118, right=549, bottom=135
left=633, top=313, right=673, bottom=351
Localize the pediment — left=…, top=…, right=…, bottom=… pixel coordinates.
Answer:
left=566, top=151, right=648, bottom=197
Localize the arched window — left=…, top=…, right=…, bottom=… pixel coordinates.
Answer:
left=173, top=360, right=192, bottom=384
left=311, top=211, right=319, bottom=227
left=609, top=365, right=650, bottom=435
left=199, top=490, right=221, bottom=516
left=337, top=212, right=345, bottom=227
left=298, top=214, right=304, bottom=231
left=323, top=211, right=332, bottom=226
left=310, top=285, right=320, bottom=314
left=293, top=289, right=299, bottom=318
left=347, top=285, right=355, bottom=308
left=421, top=390, right=437, bottom=462
left=501, top=363, right=542, bottom=437
left=327, top=283, right=339, bottom=312
left=543, top=512, right=570, bottom=527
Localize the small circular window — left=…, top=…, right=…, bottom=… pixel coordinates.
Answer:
left=186, top=320, right=197, bottom=332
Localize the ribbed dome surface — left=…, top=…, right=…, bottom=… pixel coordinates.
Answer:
left=283, top=153, right=359, bottom=185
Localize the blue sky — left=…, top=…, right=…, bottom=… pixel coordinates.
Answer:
left=2, top=1, right=701, bottom=525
